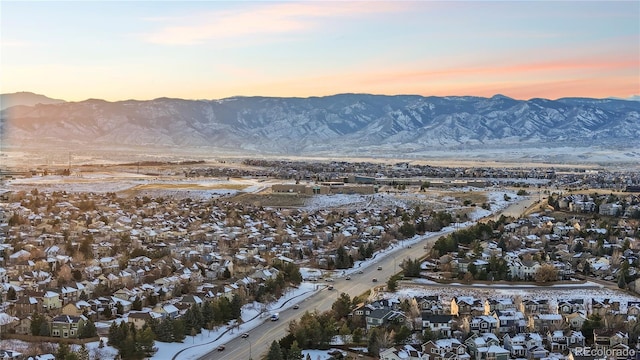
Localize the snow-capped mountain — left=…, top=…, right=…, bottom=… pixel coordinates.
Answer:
left=2, top=93, right=639, bottom=158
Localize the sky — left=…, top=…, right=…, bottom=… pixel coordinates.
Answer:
left=1, top=1, right=638, bottom=101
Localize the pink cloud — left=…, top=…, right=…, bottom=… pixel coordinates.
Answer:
left=140, top=2, right=408, bottom=45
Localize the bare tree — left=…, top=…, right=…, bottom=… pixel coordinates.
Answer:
left=534, top=264, right=558, bottom=283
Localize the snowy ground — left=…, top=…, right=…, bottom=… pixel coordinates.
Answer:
left=394, top=283, right=640, bottom=314
left=155, top=282, right=320, bottom=360
left=0, top=337, right=119, bottom=360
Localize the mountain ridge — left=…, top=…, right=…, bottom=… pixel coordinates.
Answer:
left=1, top=93, right=639, bottom=159
left=0, top=92, right=66, bottom=111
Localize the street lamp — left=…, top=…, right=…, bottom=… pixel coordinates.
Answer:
left=243, top=337, right=252, bottom=360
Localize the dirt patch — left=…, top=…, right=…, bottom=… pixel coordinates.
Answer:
left=228, top=193, right=309, bottom=207
left=130, top=183, right=249, bottom=191
left=444, top=191, right=488, bottom=205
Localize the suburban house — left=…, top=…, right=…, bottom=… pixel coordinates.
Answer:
left=49, top=314, right=87, bottom=338
left=422, top=338, right=470, bottom=360
left=422, top=314, right=454, bottom=337
left=380, top=345, right=427, bottom=360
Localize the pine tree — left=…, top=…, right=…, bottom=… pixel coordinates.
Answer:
left=368, top=328, right=380, bottom=356
left=202, top=301, right=214, bottom=327
left=138, top=327, right=156, bottom=356
left=230, top=294, right=242, bottom=319
left=55, top=342, right=71, bottom=360
left=79, top=319, right=97, bottom=338
left=267, top=340, right=284, bottom=360
left=353, top=327, right=363, bottom=343
left=77, top=344, right=90, bottom=360
left=31, top=313, right=45, bottom=336
left=173, top=319, right=186, bottom=342
left=132, top=296, right=143, bottom=311
left=289, top=340, right=303, bottom=360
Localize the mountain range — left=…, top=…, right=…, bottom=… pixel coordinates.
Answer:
left=1, top=92, right=639, bottom=160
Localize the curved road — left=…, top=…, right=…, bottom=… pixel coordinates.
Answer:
left=196, top=195, right=540, bottom=360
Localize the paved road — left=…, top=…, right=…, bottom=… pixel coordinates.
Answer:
left=198, top=195, right=538, bottom=360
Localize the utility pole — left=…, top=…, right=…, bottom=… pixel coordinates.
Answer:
left=244, top=337, right=252, bottom=360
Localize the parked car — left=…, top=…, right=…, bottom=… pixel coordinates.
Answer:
left=325, top=278, right=334, bottom=282
left=372, top=278, right=378, bottom=282
left=328, top=285, right=334, bottom=290
left=357, top=270, right=364, bottom=274
left=293, top=304, right=299, bottom=309
left=241, top=333, right=249, bottom=338
left=217, top=345, right=225, bottom=351
left=377, top=266, right=382, bottom=270
left=345, top=276, right=351, bottom=280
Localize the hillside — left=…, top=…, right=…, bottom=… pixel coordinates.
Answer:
left=1, top=93, right=639, bottom=162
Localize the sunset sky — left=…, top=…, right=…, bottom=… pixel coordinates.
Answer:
left=1, top=1, right=638, bottom=101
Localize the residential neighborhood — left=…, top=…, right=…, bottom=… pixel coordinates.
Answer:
left=0, top=160, right=637, bottom=359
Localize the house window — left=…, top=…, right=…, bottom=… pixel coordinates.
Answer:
left=52, top=329, right=60, bottom=336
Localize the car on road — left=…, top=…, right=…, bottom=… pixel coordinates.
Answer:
left=241, top=333, right=249, bottom=338
left=357, top=270, right=363, bottom=274
left=328, top=285, right=334, bottom=290
left=372, top=278, right=378, bottom=282
left=325, top=278, right=334, bottom=282
left=217, top=345, right=225, bottom=351
left=377, top=266, right=382, bottom=270
left=345, top=276, right=351, bottom=280
left=293, top=304, right=299, bottom=309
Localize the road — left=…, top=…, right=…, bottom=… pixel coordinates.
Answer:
left=198, top=195, right=539, bottom=360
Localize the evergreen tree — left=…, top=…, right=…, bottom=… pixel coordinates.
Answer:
left=31, top=313, right=45, bottom=336
left=77, top=344, right=90, bottom=360
left=289, top=340, right=303, bottom=360
left=365, top=243, right=374, bottom=258
left=173, top=319, right=186, bottom=342
left=119, top=333, right=140, bottom=360
left=183, top=306, right=200, bottom=335
left=202, top=301, right=214, bottom=327
left=335, top=247, right=351, bottom=269
left=55, top=343, right=71, bottom=360
left=102, top=306, right=113, bottom=319
left=107, top=322, right=118, bottom=345
left=352, top=327, right=363, bottom=344
left=387, top=276, right=398, bottom=292
left=367, top=328, right=380, bottom=356
left=138, top=327, right=156, bottom=357
left=6, top=287, right=16, bottom=300
left=230, top=294, right=242, bottom=319
left=338, top=323, right=351, bottom=344
left=39, top=322, right=50, bottom=336
left=394, top=325, right=412, bottom=345
left=331, top=293, right=352, bottom=320
left=582, top=315, right=603, bottom=344
left=132, top=296, right=143, bottom=311
left=267, top=340, right=284, bottom=360
left=78, top=320, right=97, bottom=338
